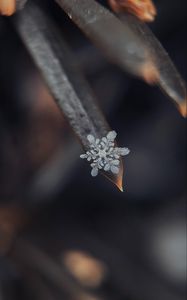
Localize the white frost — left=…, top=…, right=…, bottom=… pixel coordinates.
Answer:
left=80, top=131, right=130, bottom=177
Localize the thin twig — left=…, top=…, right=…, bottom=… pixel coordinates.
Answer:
left=55, top=0, right=186, bottom=116
left=13, top=2, right=125, bottom=190
left=55, top=0, right=154, bottom=80
left=119, top=14, right=187, bottom=116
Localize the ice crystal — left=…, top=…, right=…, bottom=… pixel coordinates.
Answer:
left=80, top=131, right=130, bottom=177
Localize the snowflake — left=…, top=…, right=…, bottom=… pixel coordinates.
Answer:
left=80, top=131, right=130, bottom=177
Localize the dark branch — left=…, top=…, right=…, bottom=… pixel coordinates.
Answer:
left=13, top=2, right=124, bottom=190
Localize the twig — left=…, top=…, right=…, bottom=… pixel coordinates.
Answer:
left=55, top=0, right=186, bottom=117
left=119, top=14, right=187, bottom=116
left=13, top=2, right=125, bottom=190
left=55, top=0, right=155, bottom=81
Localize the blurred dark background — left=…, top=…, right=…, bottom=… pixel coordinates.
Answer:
left=0, top=1, right=186, bottom=300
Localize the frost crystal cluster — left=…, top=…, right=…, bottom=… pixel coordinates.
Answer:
left=80, top=131, right=130, bottom=177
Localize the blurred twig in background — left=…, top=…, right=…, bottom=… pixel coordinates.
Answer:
left=55, top=0, right=186, bottom=116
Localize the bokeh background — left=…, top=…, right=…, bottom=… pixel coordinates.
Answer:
left=0, top=1, right=186, bottom=300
